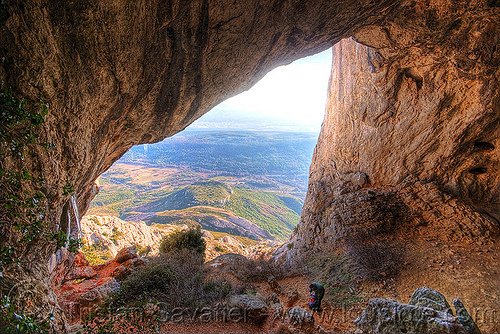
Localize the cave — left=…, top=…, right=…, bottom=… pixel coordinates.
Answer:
left=1, top=0, right=499, bottom=332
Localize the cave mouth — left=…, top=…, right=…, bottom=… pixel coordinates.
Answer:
left=2, top=1, right=499, bottom=332
left=83, top=49, right=332, bottom=249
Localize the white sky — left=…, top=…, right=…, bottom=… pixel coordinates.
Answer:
left=193, top=48, right=332, bottom=132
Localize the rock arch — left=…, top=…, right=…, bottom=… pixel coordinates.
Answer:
left=1, top=0, right=499, bottom=331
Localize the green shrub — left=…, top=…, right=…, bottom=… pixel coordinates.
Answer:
left=118, top=256, right=178, bottom=303
left=110, top=227, right=123, bottom=245
left=159, top=227, right=206, bottom=257
left=89, top=216, right=102, bottom=226
left=82, top=242, right=112, bottom=265
left=214, top=245, right=225, bottom=253
left=135, top=244, right=151, bottom=257
left=84, top=251, right=233, bottom=332
left=92, top=251, right=232, bottom=320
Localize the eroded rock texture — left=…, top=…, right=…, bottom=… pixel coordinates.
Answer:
left=293, top=2, right=500, bottom=251
left=296, top=34, right=499, bottom=248
left=288, top=2, right=499, bottom=331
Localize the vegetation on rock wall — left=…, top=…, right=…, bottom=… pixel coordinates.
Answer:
left=0, top=89, right=56, bottom=332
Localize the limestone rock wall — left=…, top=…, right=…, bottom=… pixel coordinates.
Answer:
left=81, top=215, right=176, bottom=257
left=81, top=215, right=251, bottom=260
left=296, top=32, right=499, bottom=252
left=286, top=3, right=500, bottom=331
left=295, top=1, right=500, bottom=252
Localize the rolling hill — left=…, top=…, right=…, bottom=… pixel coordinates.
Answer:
left=88, top=131, right=316, bottom=241
left=116, top=181, right=301, bottom=240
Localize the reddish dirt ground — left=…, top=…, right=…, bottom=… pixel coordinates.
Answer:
left=157, top=237, right=500, bottom=333
left=80, top=234, right=499, bottom=333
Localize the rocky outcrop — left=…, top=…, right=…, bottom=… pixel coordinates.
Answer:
left=409, top=287, right=453, bottom=315
left=287, top=306, right=315, bottom=332
left=81, top=215, right=252, bottom=260
left=203, top=230, right=251, bottom=259
left=354, top=287, right=480, bottom=333
left=81, top=215, right=177, bottom=257
left=205, top=252, right=252, bottom=285
left=297, top=27, right=499, bottom=252
left=52, top=246, right=148, bottom=327
left=229, top=294, right=269, bottom=322
left=284, top=3, right=499, bottom=331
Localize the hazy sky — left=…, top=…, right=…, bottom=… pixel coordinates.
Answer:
left=191, top=48, right=333, bottom=132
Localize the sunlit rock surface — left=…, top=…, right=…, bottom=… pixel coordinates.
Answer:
left=81, top=215, right=175, bottom=257
left=287, top=3, right=499, bottom=332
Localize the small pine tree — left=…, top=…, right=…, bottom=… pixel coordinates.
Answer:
left=159, top=228, right=206, bottom=257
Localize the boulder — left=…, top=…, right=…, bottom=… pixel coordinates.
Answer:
left=229, top=294, right=268, bottom=322
left=454, top=299, right=481, bottom=334
left=76, top=278, right=120, bottom=308
left=354, top=288, right=480, bottom=333
left=66, top=266, right=97, bottom=281
left=287, top=306, right=315, bottom=332
left=114, top=246, right=138, bottom=263
left=52, top=246, right=148, bottom=326
left=270, top=302, right=284, bottom=321
left=409, top=286, right=453, bottom=315
left=56, top=276, right=120, bottom=326
left=355, top=298, right=467, bottom=333
left=207, top=253, right=251, bottom=269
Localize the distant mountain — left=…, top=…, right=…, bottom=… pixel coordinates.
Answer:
left=131, top=181, right=233, bottom=212
left=121, top=131, right=318, bottom=195
left=188, top=106, right=323, bottom=133
left=88, top=131, right=315, bottom=240
left=119, top=180, right=301, bottom=240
